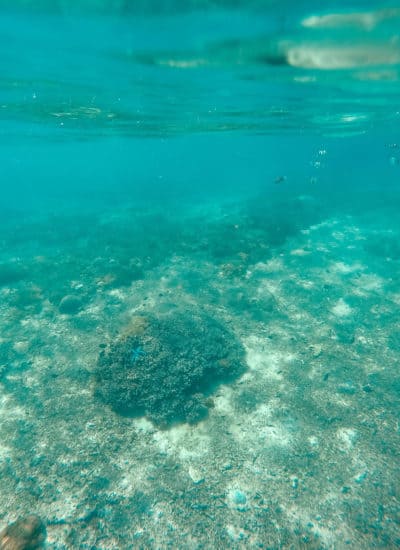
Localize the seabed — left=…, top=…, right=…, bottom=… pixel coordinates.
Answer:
left=0, top=186, right=399, bottom=549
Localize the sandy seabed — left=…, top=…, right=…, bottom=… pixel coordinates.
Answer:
left=0, top=192, right=399, bottom=549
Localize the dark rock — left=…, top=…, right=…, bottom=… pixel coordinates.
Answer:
left=58, top=295, right=83, bottom=315
left=334, top=323, right=355, bottom=344
left=95, top=308, right=246, bottom=427
left=0, top=515, right=46, bottom=550
left=362, top=384, right=373, bottom=393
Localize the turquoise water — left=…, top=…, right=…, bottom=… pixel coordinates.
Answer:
left=0, top=2, right=400, bottom=548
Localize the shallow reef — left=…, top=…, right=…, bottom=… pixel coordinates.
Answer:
left=95, top=308, right=246, bottom=427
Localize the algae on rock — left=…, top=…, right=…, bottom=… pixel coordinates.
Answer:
left=95, top=308, right=246, bottom=427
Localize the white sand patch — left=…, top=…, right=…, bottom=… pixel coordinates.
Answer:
left=213, top=387, right=235, bottom=415
left=254, top=258, right=285, bottom=273
left=20, top=374, right=41, bottom=388
left=389, top=293, right=400, bottom=305
left=331, top=261, right=364, bottom=274
left=244, top=336, right=290, bottom=380
left=0, top=393, right=26, bottom=419
left=291, top=310, right=314, bottom=322
left=20, top=317, right=43, bottom=329
left=0, top=287, right=12, bottom=298
left=352, top=273, right=384, bottom=292
left=259, top=424, right=292, bottom=447
left=107, top=288, right=126, bottom=299
left=152, top=431, right=174, bottom=455
left=32, top=354, right=51, bottom=369
left=152, top=424, right=210, bottom=461
left=254, top=280, right=282, bottom=303
left=13, top=340, right=29, bottom=353
left=336, top=428, right=358, bottom=450
left=229, top=402, right=292, bottom=449
left=239, top=371, right=254, bottom=383
left=0, top=441, right=12, bottom=460
left=133, top=417, right=154, bottom=432
left=71, top=281, right=84, bottom=290
left=187, top=465, right=205, bottom=484
left=331, top=298, right=352, bottom=317
left=116, top=465, right=150, bottom=496
left=296, top=278, right=315, bottom=289
left=308, top=435, right=319, bottom=449
left=303, top=219, right=337, bottom=233
left=178, top=436, right=210, bottom=461
left=256, top=279, right=280, bottom=300
left=290, top=248, right=311, bottom=256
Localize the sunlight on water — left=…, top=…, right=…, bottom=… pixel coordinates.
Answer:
left=0, top=3, right=399, bottom=140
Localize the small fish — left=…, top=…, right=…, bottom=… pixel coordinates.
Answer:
left=274, top=175, right=287, bottom=184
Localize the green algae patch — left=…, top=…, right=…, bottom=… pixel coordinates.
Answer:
left=95, top=309, right=246, bottom=428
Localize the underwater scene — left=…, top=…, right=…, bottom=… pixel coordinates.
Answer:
left=0, top=1, right=400, bottom=548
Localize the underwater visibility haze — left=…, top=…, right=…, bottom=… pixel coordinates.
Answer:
left=0, top=1, right=400, bottom=548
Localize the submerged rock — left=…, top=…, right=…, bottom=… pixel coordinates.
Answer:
left=0, top=515, right=46, bottom=550
left=58, top=294, right=83, bottom=315
left=95, top=308, right=246, bottom=427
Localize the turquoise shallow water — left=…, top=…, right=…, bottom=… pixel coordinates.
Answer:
left=0, top=2, right=400, bottom=549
